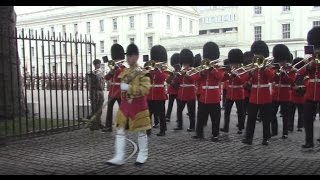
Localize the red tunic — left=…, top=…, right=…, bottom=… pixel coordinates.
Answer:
left=196, top=68, right=224, bottom=104
left=147, top=69, right=168, bottom=101
left=105, top=66, right=125, bottom=99
left=272, top=66, right=296, bottom=102
left=225, top=73, right=248, bottom=101
left=299, top=63, right=320, bottom=102
left=167, top=72, right=179, bottom=95
left=249, top=68, right=275, bottom=104
left=174, top=67, right=197, bottom=101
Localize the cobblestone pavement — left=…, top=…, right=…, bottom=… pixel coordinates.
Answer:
left=1, top=107, right=320, bottom=175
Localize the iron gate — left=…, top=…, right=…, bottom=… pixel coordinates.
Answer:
left=0, top=26, right=97, bottom=139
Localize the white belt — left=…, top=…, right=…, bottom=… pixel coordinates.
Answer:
left=110, top=82, right=120, bottom=85
left=251, top=84, right=270, bottom=88
left=274, top=84, right=291, bottom=88
left=228, top=85, right=243, bottom=88
left=202, top=85, right=219, bottom=90
left=151, top=84, right=165, bottom=88
left=296, top=85, right=305, bottom=88
left=180, top=84, right=195, bottom=87
left=309, top=79, right=320, bottom=83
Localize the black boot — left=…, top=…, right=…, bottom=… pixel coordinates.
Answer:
left=242, top=138, right=252, bottom=145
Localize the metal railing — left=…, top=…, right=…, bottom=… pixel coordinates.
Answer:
left=0, top=26, right=96, bottom=140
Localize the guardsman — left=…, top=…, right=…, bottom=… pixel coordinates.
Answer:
left=289, top=57, right=305, bottom=132
left=242, top=40, right=274, bottom=146
left=299, top=27, right=320, bottom=148
left=106, top=43, right=151, bottom=166
left=221, top=49, right=248, bottom=134
left=102, top=44, right=126, bottom=133
left=192, top=42, right=224, bottom=141
left=173, top=49, right=196, bottom=132
left=88, top=59, right=105, bottom=131
left=165, top=53, right=180, bottom=122
left=270, top=44, right=296, bottom=139
left=147, top=45, right=169, bottom=136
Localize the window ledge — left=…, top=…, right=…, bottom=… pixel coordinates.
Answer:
left=253, top=14, right=263, bottom=17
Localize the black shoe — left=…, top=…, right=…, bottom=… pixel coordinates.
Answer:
left=105, top=162, right=123, bottom=166
left=282, top=135, right=288, bottom=139
left=242, top=139, right=252, bottom=145
left=262, top=140, right=269, bottom=146
left=297, top=128, right=303, bottom=132
left=152, top=124, right=159, bottom=128
left=166, top=118, right=170, bottom=122
left=156, top=132, right=165, bottom=136
left=146, top=129, right=151, bottom=136
left=102, top=127, right=112, bottom=132
left=187, top=128, right=194, bottom=132
left=220, top=128, right=228, bottom=133
left=174, top=127, right=183, bottom=130
left=317, top=139, right=320, bottom=143
left=211, top=137, right=219, bottom=142
left=302, top=144, right=314, bottom=149
left=271, top=133, right=278, bottom=137
left=237, top=130, right=242, bottom=134
left=134, top=162, right=144, bottom=166
left=192, top=135, right=204, bottom=139
left=186, top=113, right=190, bottom=116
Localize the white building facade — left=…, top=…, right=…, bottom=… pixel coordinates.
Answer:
left=15, top=6, right=200, bottom=74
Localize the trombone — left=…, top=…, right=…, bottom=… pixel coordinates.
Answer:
left=108, top=59, right=125, bottom=70
left=143, top=60, right=174, bottom=72
left=231, top=55, right=274, bottom=76
left=177, top=59, right=226, bottom=76
left=295, top=52, right=320, bottom=73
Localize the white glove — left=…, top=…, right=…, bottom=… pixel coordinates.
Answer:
left=120, top=83, right=130, bottom=91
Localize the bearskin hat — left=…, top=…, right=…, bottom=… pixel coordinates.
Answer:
left=292, top=57, right=304, bottom=69
left=194, top=53, right=202, bottom=67
left=224, top=59, right=230, bottom=66
left=251, top=40, right=269, bottom=58
left=243, top=51, right=254, bottom=65
left=150, top=45, right=167, bottom=62
left=93, top=59, right=101, bottom=65
left=180, top=49, right=194, bottom=65
left=307, top=26, right=320, bottom=49
left=170, top=53, right=180, bottom=66
left=228, top=49, right=243, bottom=64
left=272, top=44, right=291, bottom=63
left=111, top=44, right=125, bottom=60
left=203, top=42, right=220, bottom=60
left=126, top=43, right=139, bottom=56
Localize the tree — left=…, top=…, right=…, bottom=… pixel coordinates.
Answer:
left=0, top=6, right=25, bottom=120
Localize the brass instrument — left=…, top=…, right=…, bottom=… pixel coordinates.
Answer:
left=108, top=59, right=125, bottom=70
left=143, top=60, right=174, bottom=72
left=231, top=55, right=274, bottom=76
left=296, top=52, right=320, bottom=73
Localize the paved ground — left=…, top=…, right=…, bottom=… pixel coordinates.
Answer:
left=1, top=99, right=320, bottom=174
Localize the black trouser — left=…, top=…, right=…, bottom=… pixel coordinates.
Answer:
left=196, top=102, right=221, bottom=137
left=176, top=99, right=195, bottom=129
left=105, top=97, right=121, bottom=128
left=244, top=97, right=249, bottom=115
left=288, top=103, right=304, bottom=130
left=271, top=101, right=290, bottom=136
left=165, top=94, right=177, bottom=120
left=245, top=103, right=272, bottom=141
left=223, top=99, right=245, bottom=131
left=304, top=101, right=320, bottom=145
left=222, top=89, right=227, bottom=108
left=148, top=100, right=166, bottom=132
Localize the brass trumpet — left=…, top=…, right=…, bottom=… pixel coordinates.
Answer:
left=108, top=59, right=125, bottom=70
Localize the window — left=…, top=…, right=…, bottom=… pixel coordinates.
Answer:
left=100, top=41, right=104, bottom=53
left=147, top=14, right=153, bottom=28
left=254, top=6, right=262, bottom=15
left=31, top=47, right=35, bottom=57
left=86, top=22, right=91, bottom=34
left=209, top=29, right=220, bottom=33
left=167, top=15, right=170, bottom=29
left=179, top=18, right=182, bottom=31
left=62, top=25, right=66, bottom=34
left=99, top=20, right=104, bottom=32
left=148, top=36, right=153, bottom=49
left=189, top=20, right=193, bottom=33
left=282, top=24, right=290, bottom=39
left=199, top=30, right=207, bottom=35
left=223, top=28, right=233, bottom=33
left=74, top=24, right=78, bottom=34
left=113, top=39, right=118, bottom=44
left=283, top=6, right=290, bottom=12
left=129, top=16, right=135, bottom=29
left=62, top=44, right=66, bottom=54
left=130, top=38, right=135, bottom=44
left=313, top=21, right=320, bottom=27
left=254, top=26, right=262, bottom=41
left=112, top=18, right=117, bottom=30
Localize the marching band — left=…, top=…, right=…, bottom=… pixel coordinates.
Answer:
left=98, top=26, right=320, bottom=165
